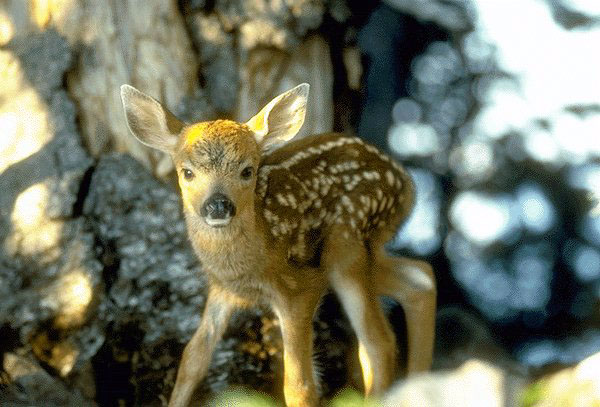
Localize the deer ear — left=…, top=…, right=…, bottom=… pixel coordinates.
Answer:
left=120, top=85, right=183, bottom=154
left=246, top=83, right=309, bottom=152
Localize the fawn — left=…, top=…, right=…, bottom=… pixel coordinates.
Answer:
left=120, top=83, right=436, bottom=407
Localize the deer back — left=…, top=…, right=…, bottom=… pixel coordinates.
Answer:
left=257, top=133, right=415, bottom=266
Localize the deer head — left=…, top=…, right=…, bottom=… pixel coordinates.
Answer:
left=120, top=84, right=309, bottom=231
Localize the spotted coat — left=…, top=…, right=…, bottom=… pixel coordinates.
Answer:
left=257, top=133, right=414, bottom=266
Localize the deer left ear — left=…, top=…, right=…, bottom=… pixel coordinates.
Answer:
left=246, top=83, right=309, bottom=152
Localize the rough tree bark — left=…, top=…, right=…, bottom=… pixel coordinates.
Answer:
left=1, top=0, right=200, bottom=176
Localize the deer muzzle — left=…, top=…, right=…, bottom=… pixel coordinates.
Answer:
left=200, top=193, right=236, bottom=227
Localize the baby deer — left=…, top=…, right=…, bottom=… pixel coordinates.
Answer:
left=120, top=83, right=436, bottom=407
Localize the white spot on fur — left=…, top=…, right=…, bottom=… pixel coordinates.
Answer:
left=362, top=171, right=380, bottom=181
left=365, top=145, right=378, bottom=154
left=276, top=193, right=289, bottom=206
left=280, top=137, right=360, bottom=170
left=370, top=199, right=378, bottom=214
left=341, top=195, right=355, bottom=213
left=379, top=197, right=387, bottom=212
left=385, top=170, right=395, bottom=186
left=264, top=209, right=279, bottom=222
left=405, top=265, right=435, bottom=291
left=287, top=193, right=297, bottom=209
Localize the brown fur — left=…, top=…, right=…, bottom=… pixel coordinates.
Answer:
left=120, top=84, right=437, bottom=407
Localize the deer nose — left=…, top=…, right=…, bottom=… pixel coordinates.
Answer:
left=200, top=193, right=236, bottom=221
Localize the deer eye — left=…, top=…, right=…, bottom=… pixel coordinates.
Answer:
left=182, top=168, right=195, bottom=181
left=240, top=166, right=253, bottom=180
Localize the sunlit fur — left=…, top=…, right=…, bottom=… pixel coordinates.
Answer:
left=120, top=84, right=437, bottom=407
left=176, top=120, right=260, bottom=235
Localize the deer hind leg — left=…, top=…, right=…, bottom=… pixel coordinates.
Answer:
left=374, top=251, right=436, bottom=374
left=323, top=232, right=397, bottom=396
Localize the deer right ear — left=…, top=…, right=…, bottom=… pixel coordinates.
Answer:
left=120, top=85, right=183, bottom=154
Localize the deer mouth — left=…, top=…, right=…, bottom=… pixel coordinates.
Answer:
left=204, top=217, right=232, bottom=228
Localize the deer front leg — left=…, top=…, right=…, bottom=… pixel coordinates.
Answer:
left=375, top=255, right=436, bottom=374
left=275, top=297, right=321, bottom=407
left=169, top=289, right=234, bottom=407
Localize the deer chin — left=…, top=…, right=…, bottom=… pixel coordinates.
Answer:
left=204, top=217, right=232, bottom=228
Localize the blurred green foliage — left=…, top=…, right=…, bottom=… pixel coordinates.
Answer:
left=327, top=389, right=381, bottom=407
left=208, top=388, right=381, bottom=407
left=210, top=388, right=280, bottom=407
left=520, top=381, right=545, bottom=407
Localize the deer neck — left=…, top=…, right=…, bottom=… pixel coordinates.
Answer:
left=185, top=205, right=266, bottom=283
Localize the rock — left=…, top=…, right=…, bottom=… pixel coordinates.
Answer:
left=0, top=0, right=32, bottom=46
left=1, top=37, right=86, bottom=196
left=0, top=27, right=101, bottom=402
left=376, top=307, right=530, bottom=407
left=383, top=359, right=526, bottom=407
left=0, top=217, right=104, bottom=377
left=6, top=29, right=71, bottom=100
left=0, top=29, right=93, bottom=254
left=0, top=352, right=92, bottom=407
left=0, top=27, right=97, bottom=329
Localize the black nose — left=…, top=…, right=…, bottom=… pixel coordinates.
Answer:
left=200, top=193, right=236, bottom=219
